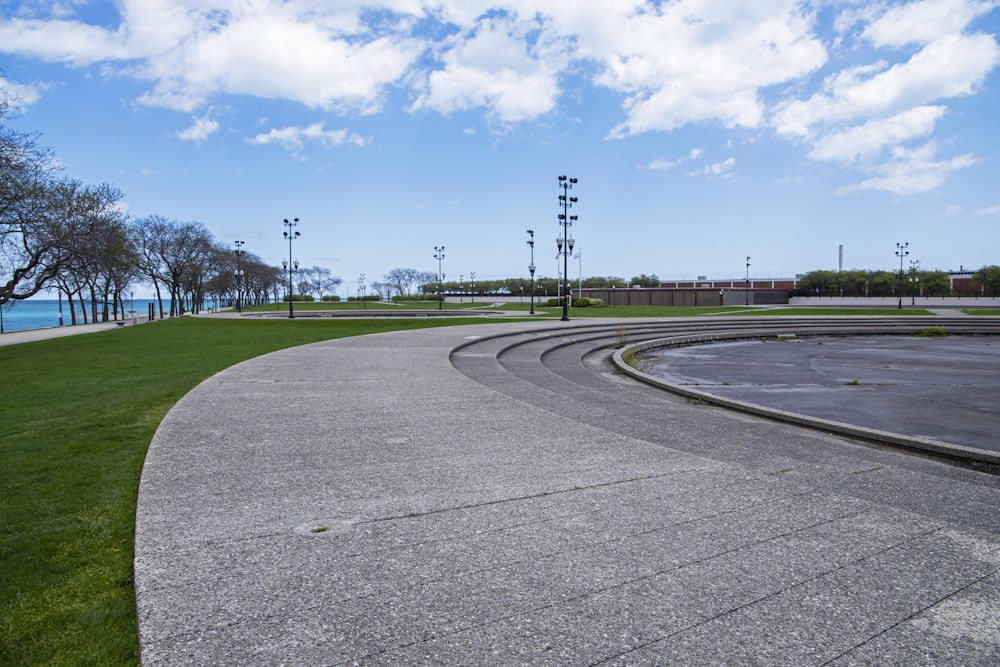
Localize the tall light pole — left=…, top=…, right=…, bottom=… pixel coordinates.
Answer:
left=234, top=240, right=245, bottom=312
left=896, top=242, right=909, bottom=310
left=527, top=229, right=536, bottom=315
left=745, top=256, right=751, bottom=306
left=283, top=218, right=300, bottom=318
left=358, top=273, right=366, bottom=310
left=557, top=175, right=578, bottom=322
left=434, top=246, right=445, bottom=310
left=470, top=271, right=476, bottom=303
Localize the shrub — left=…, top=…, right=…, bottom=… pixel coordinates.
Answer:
left=283, top=294, right=314, bottom=302
left=320, top=295, right=341, bottom=302
left=544, top=297, right=603, bottom=307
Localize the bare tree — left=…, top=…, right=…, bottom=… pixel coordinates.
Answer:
left=383, top=267, right=422, bottom=297
left=0, top=105, right=75, bottom=305
left=131, top=216, right=214, bottom=316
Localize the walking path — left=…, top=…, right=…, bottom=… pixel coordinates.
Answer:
left=0, top=318, right=142, bottom=346
left=134, top=320, right=1000, bottom=665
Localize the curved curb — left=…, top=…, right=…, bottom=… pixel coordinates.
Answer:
left=611, top=331, right=1000, bottom=467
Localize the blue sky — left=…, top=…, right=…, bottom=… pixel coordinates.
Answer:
left=2, top=0, right=999, bottom=294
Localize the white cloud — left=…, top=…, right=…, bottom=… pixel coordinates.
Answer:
left=136, top=11, right=423, bottom=113
left=687, top=156, right=736, bottom=179
left=772, top=20, right=999, bottom=195
left=641, top=147, right=706, bottom=171
left=177, top=114, right=220, bottom=143
left=862, top=0, right=1000, bottom=48
left=411, top=13, right=569, bottom=125
left=0, top=75, right=45, bottom=108
left=808, top=105, right=946, bottom=164
left=596, top=1, right=827, bottom=138
left=644, top=158, right=680, bottom=170
left=247, top=122, right=369, bottom=159
left=943, top=204, right=964, bottom=217
left=976, top=204, right=1000, bottom=216
left=706, top=157, right=736, bottom=178
left=0, top=17, right=132, bottom=65
left=773, top=33, right=1000, bottom=137
left=839, top=141, right=976, bottom=196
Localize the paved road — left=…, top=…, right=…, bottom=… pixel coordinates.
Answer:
left=134, top=320, right=1000, bottom=665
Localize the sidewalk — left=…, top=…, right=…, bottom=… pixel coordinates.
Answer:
left=0, top=317, right=147, bottom=346
left=133, top=321, right=1000, bottom=665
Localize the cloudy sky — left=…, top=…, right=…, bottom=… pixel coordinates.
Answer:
left=2, top=0, right=998, bottom=290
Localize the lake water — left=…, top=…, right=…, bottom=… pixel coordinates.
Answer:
left=0, top=299, right=167, bottom=334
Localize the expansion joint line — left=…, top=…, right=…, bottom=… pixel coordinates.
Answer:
left=818, top=563, right=1000, bottom=666
left=589, top=525, right=948, bottom=666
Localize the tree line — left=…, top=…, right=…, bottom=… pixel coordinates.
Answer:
left=794, top=267, right=1000, bottom=298
left=370, top=269, right=662, bottom=300
left=2, top=99, right=341, bottom=321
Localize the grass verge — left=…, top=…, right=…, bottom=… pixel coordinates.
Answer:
left=0, top=316, right=492, bottom=665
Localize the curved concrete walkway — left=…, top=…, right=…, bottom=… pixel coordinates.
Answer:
left=135, top=320, right=1000, bottom=665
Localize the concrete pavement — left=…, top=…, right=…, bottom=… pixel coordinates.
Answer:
left=0, top=318, right=143, bottom=346
left=134, top=320, right=1000, bottom=665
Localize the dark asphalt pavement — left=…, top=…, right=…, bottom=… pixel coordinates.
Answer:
left=645, top=335, right=1000, bottom=452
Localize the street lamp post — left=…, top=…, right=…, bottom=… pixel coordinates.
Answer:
left=557, top=175, right=578, bottom=322
left=470, top=271, right=475, bottom=304
left=895, top=242, right=909, bottom=310
left=234, top=240, right=245, bottom=312
left=745, top=256, right=751, bottom=306
left=434, top=246, right=445, bottom=310
left=909, top=258, right=920, bottom=306
left=527, top=229, right=536, bottom=315
left=359, top=273, right=366, bottom=310
left=283, top=218, right=300, bottom=318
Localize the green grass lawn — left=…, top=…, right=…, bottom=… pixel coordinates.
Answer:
left=0, top=316, right=493, bottom=665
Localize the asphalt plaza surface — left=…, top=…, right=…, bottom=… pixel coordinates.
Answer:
left=134, top=320, right=1000, bottom=665
left=645, top=335, right=1000, bottom=452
